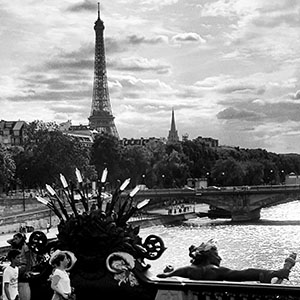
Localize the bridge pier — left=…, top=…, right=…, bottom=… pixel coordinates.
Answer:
left=230, top=194, right=261, bottom=222
left=231, top=209, right=261, bottom=222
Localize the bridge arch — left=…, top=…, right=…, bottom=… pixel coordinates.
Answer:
left=131, top=185, right=300, bottom=222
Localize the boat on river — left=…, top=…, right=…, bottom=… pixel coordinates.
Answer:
left=0, top=170, right=299, bottom=300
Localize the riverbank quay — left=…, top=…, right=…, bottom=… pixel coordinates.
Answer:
left=0, top=195, right=207, bottom=235
left=0, top=204, right=199, bottom=234
left=0, top=199, right=59, bottom=235
left=0, top=203, right=201, bottom=256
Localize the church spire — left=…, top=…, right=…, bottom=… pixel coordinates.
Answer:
left=167, top=108, right=179, bottom=143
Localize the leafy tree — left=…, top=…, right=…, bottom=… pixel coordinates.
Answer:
left=182, top=139, right=217, bottom=178
left=211, top=158, right=245, bottom=186
left=261, top=160, right=279, bottom=185
left=145, top=140, right=168, bottom=188
left=280, top=154, right=300, bottom=175
left=160, top=149, right=190, bottom=188
left=243, top=161, right=264, bottom=185
left=9, top=120, right=300, bottom=191
left=90, top=133, right=122, bottom=187
left=14, top=121, right=90, bottom=189
left=120, top=145, right=152, bottom=186
left=0, top=145, right=16, bottom=190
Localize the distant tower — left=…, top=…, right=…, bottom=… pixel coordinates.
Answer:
left=167, top=108, right=179, bottom=143
left=88, top=3, right=119, bottom=138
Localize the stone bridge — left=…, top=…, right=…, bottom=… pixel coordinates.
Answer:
left=132, top=185, right=300, bottom=221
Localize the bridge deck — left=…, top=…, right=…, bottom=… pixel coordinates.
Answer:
left=130, top=184, right=300, bottom=222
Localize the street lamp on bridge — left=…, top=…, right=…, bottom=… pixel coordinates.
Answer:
left=206, top=172, right=210, bottom=186
left=161, top=174, right=165, bottom=188
left=280, top=170, right=285, bottom=184
left=221, top=172, right=225, bottom=186
left=141, top=174, right=146, bottom=185
left=270, top=169, right=274, bottom=185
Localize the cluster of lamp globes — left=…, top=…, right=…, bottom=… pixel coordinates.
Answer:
left=35, top=168, right=150, bottom=219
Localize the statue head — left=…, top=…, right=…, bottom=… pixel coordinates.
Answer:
left=189, top=239, right=221, bottom=266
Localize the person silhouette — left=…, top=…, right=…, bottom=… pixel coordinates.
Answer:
left=7, top=233, right=37, bottom=300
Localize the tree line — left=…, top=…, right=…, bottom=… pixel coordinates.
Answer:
left=1, top=121, right=300, bottom=193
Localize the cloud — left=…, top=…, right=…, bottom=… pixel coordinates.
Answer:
left=252, top=99, right=266, bottom=105
left=108, top=57, right=171, bottom=74
left=176, top=86, right=204, bottom=99
left=127, top=34, right=168, bottom=45
left=67, top=0, right=96, bottom=13
left=2, top=0, right=300, bottom=154
left=292, top=90, right=300, bottom=100
left=7, top=89, right=91, bottom=103
left=195, top=75, right=266, bottom=96
left=25, top=77, right=72, bottom=91
left=105, top=37, right=129, bottom=53
left=254, top=12, right=300, bottom=28
left=46, top=59, right=93, bottom=72
left=200, top=0, right=259, bottom=18
left=171, top=32, right=206, bottom=43
left=200, top=1, right=300, bottom=64
left=218, top=83, right=265, bottom=95
left=109, top=75, right=174, bottom=100
left=59, top=44, right=94, bottom=60
left=118, top=0, right=179, bottom=11
left=217, top=107, right=265, bottom=120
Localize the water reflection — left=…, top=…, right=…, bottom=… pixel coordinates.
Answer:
left=140, top=200, right=300, bottom=284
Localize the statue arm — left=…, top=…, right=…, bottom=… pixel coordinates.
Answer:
left=157, top=265, right=289, bottom=283
left=157, top=266, right=271, bottom=282
left=215, top=267, right=289, bottom=283
left=157, top=266, right=205, bottom=279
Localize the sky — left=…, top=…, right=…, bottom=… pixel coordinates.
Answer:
left=1, top=0, right=300, bottom=154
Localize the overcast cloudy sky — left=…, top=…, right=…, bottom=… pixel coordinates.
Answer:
left=1, top=0, right=300, bottom=154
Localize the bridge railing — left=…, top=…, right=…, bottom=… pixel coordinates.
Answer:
left=194, top=184, right=300, bottom=194
left=154, top=281, right=300, bottom=300
left=138, top=274, right=300, bottom=300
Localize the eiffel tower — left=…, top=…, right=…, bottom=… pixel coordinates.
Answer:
left=88, top=3, right=119, bottom=138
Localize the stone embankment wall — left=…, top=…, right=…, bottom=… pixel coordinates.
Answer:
left=0, top=196, right=198, bottom=235
left=0, top=197, right=60, bottom=234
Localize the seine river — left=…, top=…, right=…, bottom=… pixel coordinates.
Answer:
left=140, top=200, right=300, bottom=285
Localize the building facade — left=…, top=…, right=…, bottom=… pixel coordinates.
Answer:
left=58, top=120, right=94, bottom=147
left=121, top=137, right=166, bottom=147
left=285, top=173, right=300, bottom=185
left=194, top=136, right=219, bottom=147
left=0, top=120, right=26, bottom=147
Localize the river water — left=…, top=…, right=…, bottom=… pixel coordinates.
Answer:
left=140, top=200, right=300, bottom=285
